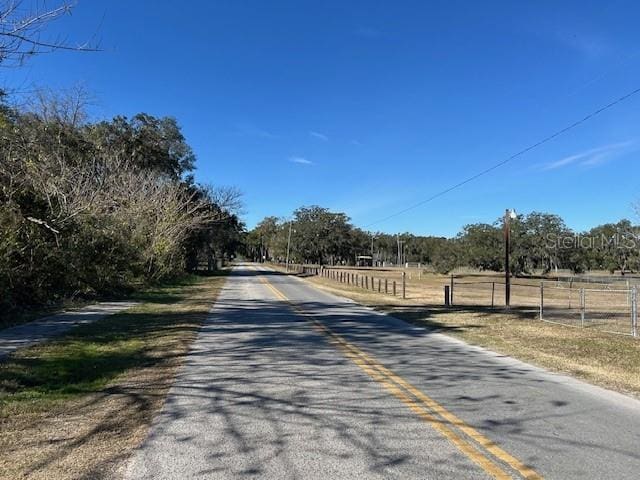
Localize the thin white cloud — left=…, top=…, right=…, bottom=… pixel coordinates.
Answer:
left=350, top=139, right=363, bottom=146
left=233, top=123, right=278, bottom=139
left=309, top=131, right=328, bottom=142
left=289, top=156, right=314, bottom=165
left=540, top=141, right=634, bottom=171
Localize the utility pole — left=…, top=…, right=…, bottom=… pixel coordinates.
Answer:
left=285, top=221, right=293, bottom=272
left=370, top=233, right=376, bottom=266
left=260, top=235, right=264, bottom=263
left=504, top=209, right=516, bottom=308
left=397, top=235, right=405, bottom=267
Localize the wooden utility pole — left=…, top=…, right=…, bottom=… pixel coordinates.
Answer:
left=504, top=209, right=516, bottom=308
left=396, top=235, right=405, bottom=267
left=285, top=221, right=293, bottom=272
left=370, top=233, right=375, bottom=265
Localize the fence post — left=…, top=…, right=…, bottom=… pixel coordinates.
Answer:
left=539, top=282, right=544, bottom=321
left=445, top=285, right=450, bottom=306
left=450, top=275, right=454, bottom=306
left=580, top=288, right=586, bottom=327
left=491, top=282, right=495, bottom=308
left=385, top=279, right=388, bottom=294
left=402, top=271, right=406, bottom=299
left=632, top=287, right=638, bottom=337
left=393, top=281, right=396, bottom=296
left=365, top=276, right=369, bottom=289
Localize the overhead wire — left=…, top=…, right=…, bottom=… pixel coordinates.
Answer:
left=363, top=86, right=640, bottom=229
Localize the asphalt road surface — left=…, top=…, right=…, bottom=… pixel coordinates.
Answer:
left=125, top=264, right=640, bottom=479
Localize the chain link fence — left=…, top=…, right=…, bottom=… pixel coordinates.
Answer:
left=278, top=264, right=639, bottom=338
left=541, top=286, right=637, bottom=337
left=452, top=280, right=639, bottom=337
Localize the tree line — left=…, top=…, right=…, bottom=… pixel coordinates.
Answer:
left=0, top=89, right=243, bottom=315
left=244, top=206, right=640, bottom=275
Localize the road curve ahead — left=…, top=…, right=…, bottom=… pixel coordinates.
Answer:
left=125, top=264, right=640, bottom=479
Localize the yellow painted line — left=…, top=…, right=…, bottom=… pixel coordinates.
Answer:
left=257, top=276, right=544, bottom=479
left=349, top=346, right=543, bottom=480
left=334, top=340, right=511, bottom=479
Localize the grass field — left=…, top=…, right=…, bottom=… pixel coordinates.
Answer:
left=0, top=272, right=227, bottom=480
left=288, top=264, right=637, bottom=336
left=280, top=268, right=640, bottom=399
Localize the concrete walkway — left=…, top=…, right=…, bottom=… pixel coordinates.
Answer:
left=0, top=301, right=138, bottom=360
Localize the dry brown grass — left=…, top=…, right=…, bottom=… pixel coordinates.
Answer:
left=285, top=264, right=636, bottom=335
left=303, top=274, right=640, bottom=399
left=0, top=273, right=227, bottom=480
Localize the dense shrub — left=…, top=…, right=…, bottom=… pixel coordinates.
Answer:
left=0, top=94, right=242, bottom=315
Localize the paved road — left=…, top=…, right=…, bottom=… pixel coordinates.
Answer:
left=0, top=301, right=138, bottom=360
left=126, top=264, right=640, bottom=479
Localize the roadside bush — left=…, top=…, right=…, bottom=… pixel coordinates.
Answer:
left=0, top=92, right=242, bottom=317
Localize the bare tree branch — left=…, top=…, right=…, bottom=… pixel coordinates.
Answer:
left=0, top=1, right=100, bottom=66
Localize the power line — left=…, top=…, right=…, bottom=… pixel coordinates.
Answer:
left=364, top=86, right=640, bottom=229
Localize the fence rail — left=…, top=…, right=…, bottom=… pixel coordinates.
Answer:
left=452, top=280, right=638, bottom=337
left=274, top=263, right=638, bottom=338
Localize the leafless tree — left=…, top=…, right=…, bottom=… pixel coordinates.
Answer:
left=0, top=1, right=98, bottom=66
left=204, top=184, right=244, bottom=217
left=27, top=84, right=94, bottom=126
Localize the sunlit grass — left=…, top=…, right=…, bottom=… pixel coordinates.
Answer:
left=307, top=274, right=640, bottom=398
left=0, top=273, right=227, bottom=417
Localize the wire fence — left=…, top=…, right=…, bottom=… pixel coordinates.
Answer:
left=276, top=263, right=639, bottom=338
left=317, top=266, right=403, bottom=297
left=452, top=280, right=638, bottom=337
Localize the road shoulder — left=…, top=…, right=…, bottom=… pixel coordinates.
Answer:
left=279, top=267, right=640, bottom=401
left=0, top=274, right=227, bottom=480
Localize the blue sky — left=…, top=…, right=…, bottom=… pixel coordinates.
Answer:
left=5, top=0, right=640, bottom=236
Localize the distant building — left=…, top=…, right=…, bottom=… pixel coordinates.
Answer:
left=356, top=255, right=373, bottom=267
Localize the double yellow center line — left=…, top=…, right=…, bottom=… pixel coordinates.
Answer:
left=259, top=274, right=542, bottom=480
